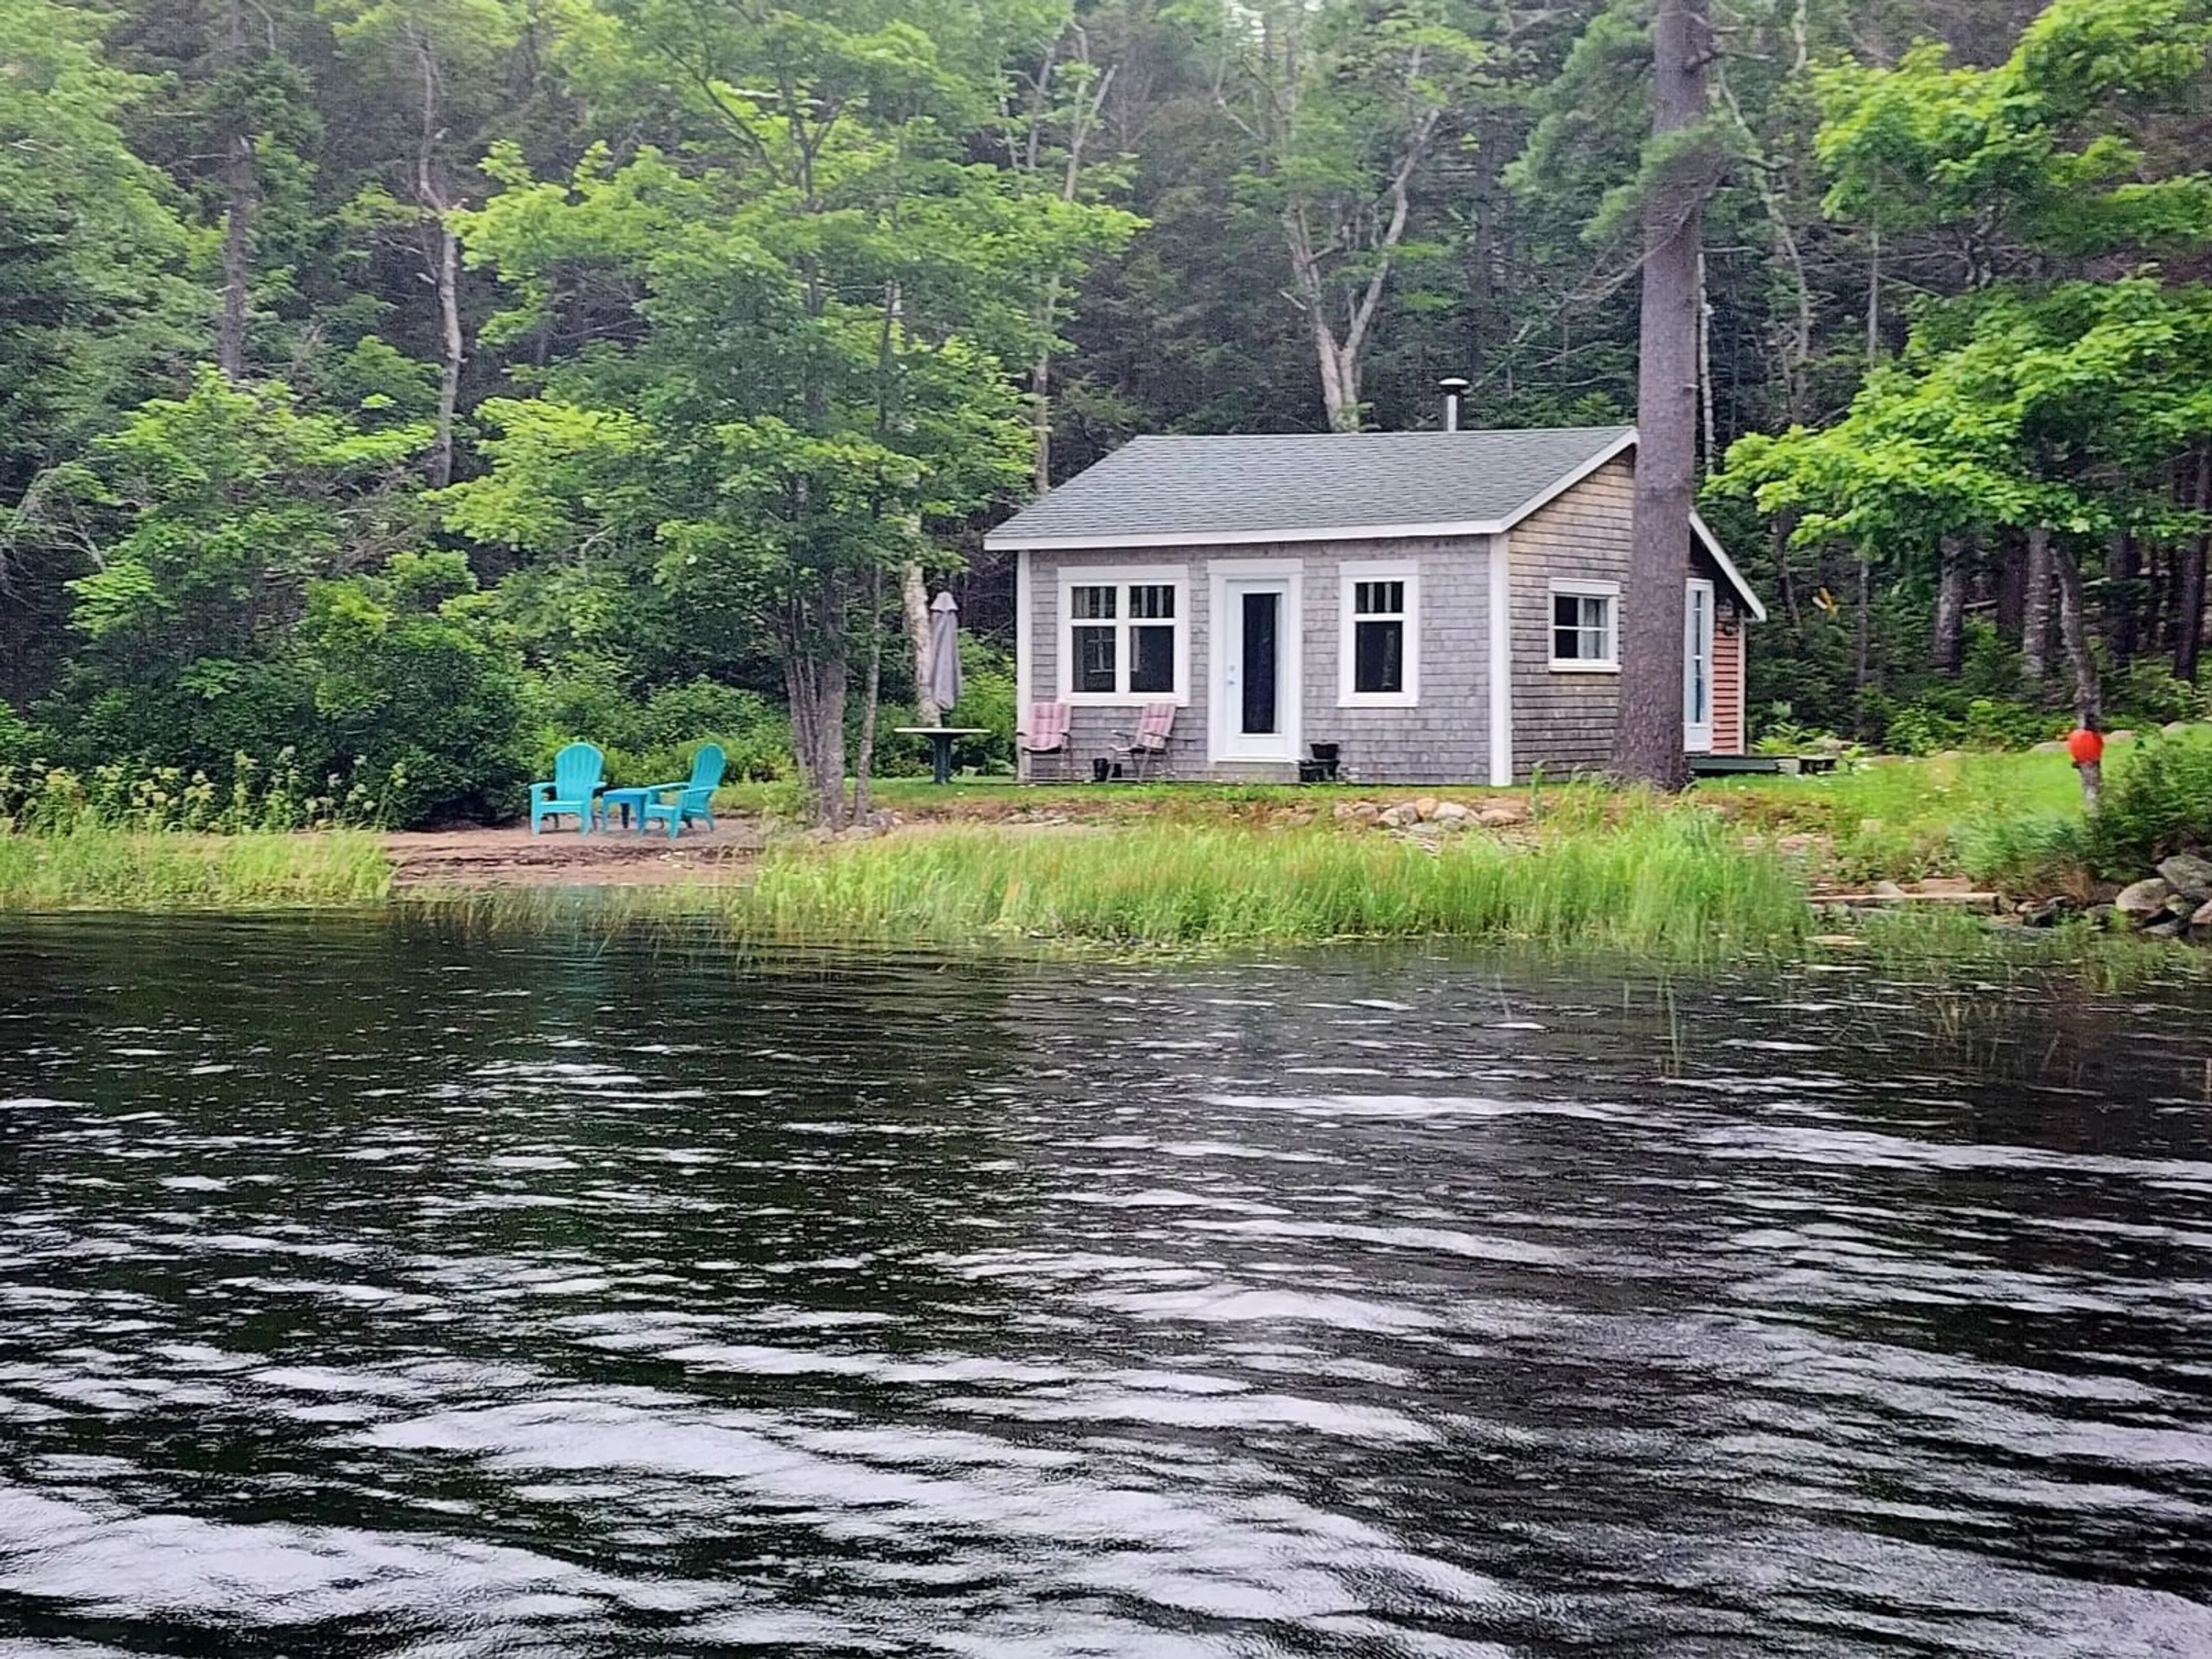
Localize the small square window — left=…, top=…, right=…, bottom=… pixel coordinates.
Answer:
left=1551, top=589, right=1617, bottom=667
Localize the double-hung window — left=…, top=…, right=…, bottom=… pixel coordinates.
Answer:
left=1550, top=579, right=1619, bottom=672
left=1060, top=569, right=1188, bottom=703
left=1338, top=563, right=1419, bottom=706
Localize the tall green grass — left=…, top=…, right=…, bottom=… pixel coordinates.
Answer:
left=730, top=811, right=1810, bottom=957
left=0, top=828, right=392, bottom=910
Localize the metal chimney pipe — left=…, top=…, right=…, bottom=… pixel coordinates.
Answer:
left=1438, top=376, right=1470, bottom=433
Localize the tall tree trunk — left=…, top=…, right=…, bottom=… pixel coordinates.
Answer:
left=2179, top=446, right=2209, bottom=683
left=216, top=0, right=256, bottom=381
left=2051, top=536, right=2101, bottom=727
left=411, top=25, right=463, bottom=487
left=2021, top=525, right=2055, bottom=685
left=782, top=579, right=849, bottom=828
left=1934, top=533, right=1968, bottom=676
left=850, top=566, right=885, bottom=825
left=1994, top=529, right=2027, bottom=640
left=1854, top=552, right=1872, bottom=692
left=1771, top=514, right=1802, bottom=631
left=902, top=563, right=938, bottom=725
left=2108, top=530, right=2139, bottom=672
left=1612, top=0, right=1710, bottom=790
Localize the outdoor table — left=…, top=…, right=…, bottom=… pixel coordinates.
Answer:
left=894, top=726, right=990, bottom=785
left=598, top=785, right=653, bottom=831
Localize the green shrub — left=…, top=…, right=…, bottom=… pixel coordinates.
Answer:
left=0, top=704, right=42, bottom=771
left=0, top=750, right=398, bottom=834
left=298, top=554, right=535, bottom=825
left=531, top=670, right=792, bottom=786
left=2109, top=662, right=2210, bottom=728
left=1883, top=692, right=2066, bottom=755
left=2087, top=731, right=2212, bottom=874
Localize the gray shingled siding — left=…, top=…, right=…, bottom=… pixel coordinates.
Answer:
left=1504, top=456, right=1748, bottom=780
left=1027, top=537, right=1494, bottom=784
left=1508, top=456, right=1634, bottom=779
left=1028, top=545, right=1214, bottom=781
left=1308, top=537, right=1490, bottom=786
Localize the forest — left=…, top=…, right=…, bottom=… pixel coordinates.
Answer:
left=2, top=0, right=2209, bottom=826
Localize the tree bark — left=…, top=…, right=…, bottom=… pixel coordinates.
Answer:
left=1994, top=528, right=2027, bottom=640
left=1612, top=0, right=1710, bottom=790
left=2051, top=536, right=2101, bottom=727
left=1933, top=533, right=1968, bottom=676
left=782, top=577, right=849, bottom=828
left=2179, top=445, right=2209, bottom=683
left=902, top=562, right=937, bottom=725
left=1771, top=514, right=1802, bottom=631
left=850, top=565, right=885, bottom=825
left=216, top=0, right=256, bottom=381
left=410, top=25, right=464, bottom=487
left=2108, top=530, right=2139, bottom=672
left=1854, top=552, right=1871, bottom=691
left=2021, top=524, right=2054, bottom=684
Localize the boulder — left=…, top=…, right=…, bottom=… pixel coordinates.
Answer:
left=2166, top=720, right=2199, bottom=736
left=2194, top=898, right=2212, bottom=931
left=2031, top=740, right=2070, bottom=754
left=1378, top=803, right=1420, bottom=829
left=2156, top=854, right=2212, bottom=904
left=1433, top=801, right=1474, bottom=827
left=2144, top=919, right=2186, bottom=940
left=1412, top=795, right=1441, bottom=821
left=2108, top=729, right=2137, bottom=743
left=2115, top=877, right=2175, bottom=918
left=1476, top=797, right=1530, bottom=826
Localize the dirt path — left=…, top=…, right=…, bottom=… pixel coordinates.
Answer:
left=387, top=824, right=762, bottom=889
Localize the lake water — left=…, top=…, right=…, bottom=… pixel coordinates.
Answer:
left=3, top=917, right=2212, bottom=1657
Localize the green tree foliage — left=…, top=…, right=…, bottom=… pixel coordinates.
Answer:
left=3, top=0, right=2210, bottom=824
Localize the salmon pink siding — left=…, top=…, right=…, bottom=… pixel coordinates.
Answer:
left=1710, top=610, right=1746, bottom=756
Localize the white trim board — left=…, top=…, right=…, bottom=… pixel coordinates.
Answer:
left=1691, top=510, right=1767, bottom=622
left=1336, top=559, right=1421, bottom=709
left=1487, top=532, right=1512, bottom=786
left=1053, top=565, right=1193, bottom=708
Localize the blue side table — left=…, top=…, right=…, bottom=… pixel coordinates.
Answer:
left=599, top=786, right=654, bottom=831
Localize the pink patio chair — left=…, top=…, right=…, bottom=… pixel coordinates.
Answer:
left=1018, top=700, right=1074, bottom=780
left=1108, top=702, right=1176, bottom=781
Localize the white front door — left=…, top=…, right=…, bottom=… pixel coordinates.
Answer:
left=1684, top=578, right=1715, bottom=752
left=1212, top=573, right=1300, bottom=763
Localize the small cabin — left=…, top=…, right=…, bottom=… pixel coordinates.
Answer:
left=986, top=425, right=1763, bottom=784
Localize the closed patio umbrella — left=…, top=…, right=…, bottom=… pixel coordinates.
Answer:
left=928, top=590, right=963, bottom=714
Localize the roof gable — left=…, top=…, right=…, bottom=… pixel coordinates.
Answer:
left=984, top=426, right=1635, bottom=551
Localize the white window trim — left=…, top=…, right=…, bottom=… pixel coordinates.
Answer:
left=1548, top=578, right=1620, bottom=674
left=1056, top=565, right=1192, bottom=707
left=1337, top=560, right=1420, bottom=707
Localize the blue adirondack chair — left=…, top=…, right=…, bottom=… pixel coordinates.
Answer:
left=530, top=742, right=604, bottom=835
left=640, top=744, right=726, bottom=839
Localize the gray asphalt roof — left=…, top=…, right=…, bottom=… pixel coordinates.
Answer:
left=984, top=426, right=1635, bottom=548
